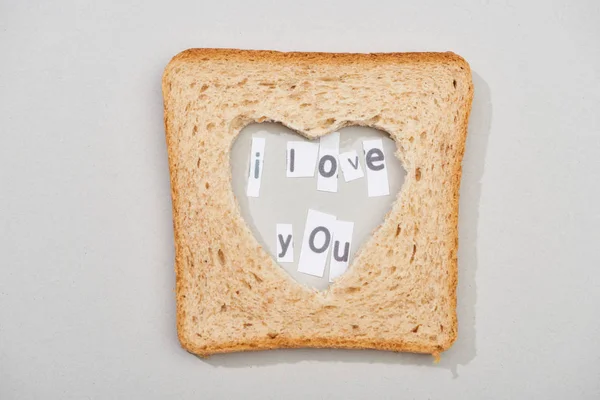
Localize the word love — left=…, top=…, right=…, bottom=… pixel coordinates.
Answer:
left=277, top=210, right=355, bottom=282
left=246, top=133, right=390, bottom=198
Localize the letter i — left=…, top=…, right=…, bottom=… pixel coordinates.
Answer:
left=254, top=152, right=260, bottom=178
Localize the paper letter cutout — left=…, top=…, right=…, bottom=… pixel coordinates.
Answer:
left=286, top=141, right=319, bottom=177
left=297, top=209, right=337, bottom=277
left=317, top=132, right=340, bottom=192
left=276, top=223, right=294, bottom=263
left=247, top=137, right=266, bottom=197
left=363, top=139, right=390, bottom=197
left=339, top=150, right=365, bottom=182
left=328, top=220, right=354, bottom=282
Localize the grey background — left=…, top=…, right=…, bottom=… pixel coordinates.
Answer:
left=231, top=123, right=405, bottom=291
left=0, top=0, right=599, bottom=399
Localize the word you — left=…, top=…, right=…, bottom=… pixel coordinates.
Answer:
left=278, top=209, right=354, bottom=282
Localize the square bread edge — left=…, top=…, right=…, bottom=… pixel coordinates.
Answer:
left=162, top=48, right=474, bottom=358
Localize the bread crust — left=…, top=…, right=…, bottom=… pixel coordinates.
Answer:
left=162, top=48, right=473, bottom=358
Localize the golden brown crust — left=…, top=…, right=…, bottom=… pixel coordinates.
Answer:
left=445, top=69, right=475, bottom=351
left=168, top=47, right=470, bottom=67
left=185, top=336, right=444, bottom=358
left=163, top=48, right=473, bottom=357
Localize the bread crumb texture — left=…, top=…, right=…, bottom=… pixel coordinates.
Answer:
left=162, top=49, right=474, bottom=357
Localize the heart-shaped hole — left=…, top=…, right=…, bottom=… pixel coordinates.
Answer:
left=231, top=123, right=406, bottom=291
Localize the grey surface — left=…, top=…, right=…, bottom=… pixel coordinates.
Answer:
left=231, top=123, right=405, bottom=291
left=1, top=1, right=599, bottom=399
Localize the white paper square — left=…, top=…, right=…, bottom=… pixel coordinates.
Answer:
left=276, top=224, right=294, bottom=263
left=316, top=132, right=340, bottom=192
left=363, top=139, right=390, bottom=197
left=286, top=141, right=319, bottom=177
left=328, top=220, right=354, bottom=282
left=246, top=136, right=266, bottom=197
left=297, top=209, right=337, bottom=277
left=338, top=150, right=365, bottom=182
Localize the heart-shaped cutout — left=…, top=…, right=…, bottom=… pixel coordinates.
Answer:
left=231, top=122, right=406, bottom=291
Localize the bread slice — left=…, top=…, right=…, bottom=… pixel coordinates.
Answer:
left=162, top=49, right=473, bottom=357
